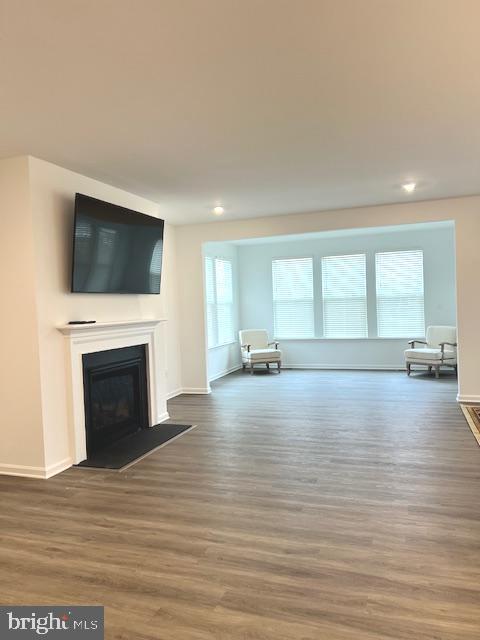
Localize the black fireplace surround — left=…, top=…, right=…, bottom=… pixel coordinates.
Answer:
left=82, top=345, right=149, bottom=456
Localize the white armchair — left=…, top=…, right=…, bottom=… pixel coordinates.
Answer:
left=239, top=329, right=282, bottom=374
left=404, top=325, right=457, bottom=378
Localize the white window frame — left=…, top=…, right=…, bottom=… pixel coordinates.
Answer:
left=205, top=256, right=235, bottom=348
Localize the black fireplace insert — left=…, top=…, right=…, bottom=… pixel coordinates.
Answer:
left=82, top=345, right=149, bottom=456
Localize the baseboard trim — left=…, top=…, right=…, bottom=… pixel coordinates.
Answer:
left=282, top=364, right=405, bottom=371
left=0, top=457, right=72, bottom=479
left=165, top=388, right=183, bottom=400
left=209, top=364, right=242, bottom=382
left=0, top=463, right=47, bottom=479
left=457, top=394, right=480, bottom=404
left=156, top=412, right=170, bottom=423
left=166, top=387, right=212, bottom=398
left=45, top=457, right=72, bottom=478
left=166, top=386, right=213, bottom=399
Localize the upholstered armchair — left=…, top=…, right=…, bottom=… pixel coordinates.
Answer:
left=404, top=325, right=457, bottom=378
left=238, top=329, right=282, bottom=374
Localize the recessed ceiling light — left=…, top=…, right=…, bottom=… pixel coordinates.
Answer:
left=402, top=182, right=416, bottom=193
left=212, top=206, right=225, bottom=216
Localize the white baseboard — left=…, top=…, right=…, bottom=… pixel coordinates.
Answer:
left=166, top=387, right=212, bottom=398
left=457, top=394, right=480, bottom=404
left=209, top=364, right=242, bottom=382
left=45, top=457, right=72, bottom=478
left=165, top=387, right=183, bottom=400
left=0, top=457, right=72, bottom=479
left=282, top=364, right=405, bottom=371
left=0, top=463, right=48, bottom=479
left=156, top=411, right=170, bottom=423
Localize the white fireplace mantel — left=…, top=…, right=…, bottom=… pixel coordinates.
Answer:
left=57, top=318, right=167, bottom=336
left=57, top=318, right=168, bottom=464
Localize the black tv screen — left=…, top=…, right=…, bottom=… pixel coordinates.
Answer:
left=71, top=194, right=164, bottom=294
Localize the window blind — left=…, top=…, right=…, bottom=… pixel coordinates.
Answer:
left=205, top=257, right=216, bottom=347
left=272, top=257, right=314, bottom=338
left=205, top=257, right=235, bottom=347
left=321, top=254, right=368, bottom=338
left=375, top=250, right=425, bottom=338
left=149, top=239, right=163, bottom=293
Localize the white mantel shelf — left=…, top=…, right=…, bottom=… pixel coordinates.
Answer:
left=57, top=318, right=167, bottom=336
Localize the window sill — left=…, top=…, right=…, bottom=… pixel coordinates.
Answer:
left=208, top=341, right=237, bottom=350
left=275, top=337, right=425, bottom=341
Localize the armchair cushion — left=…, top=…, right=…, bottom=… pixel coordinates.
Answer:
left=242, top=348, right=282, bottom=362
left=404, top=347, right=455, bottom=362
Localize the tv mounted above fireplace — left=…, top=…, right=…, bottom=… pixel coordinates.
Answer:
left=71, top=193, right=165, bottom=294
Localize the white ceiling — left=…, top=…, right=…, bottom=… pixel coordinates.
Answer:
left=1, top=1, right=479, bottom=224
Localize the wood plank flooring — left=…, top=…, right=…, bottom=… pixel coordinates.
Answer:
left=0, top=370, right=479, bottom=639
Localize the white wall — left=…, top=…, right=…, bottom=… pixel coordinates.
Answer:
left=0, top=156, right=183, bottom=477
left=27, top=157, right=183, bottom=469
left=175, top=196, right=480, bottom=402
left=203, top=242, right=241, bottom=382
left=0, top=157, right=46, bottom=475
left=236, top=224, right=456, bottom=368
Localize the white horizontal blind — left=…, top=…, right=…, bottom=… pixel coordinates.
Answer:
left=215, top=258, right=234, bottom=345
left=149, top=239, right=163, bottom=293
left=376, top=250, right=425, bottom=337
left=272, top=257, right=314, bottom=338
left=205, top=257, right=216, bottom=347
left=205, top=257, right=235, bottom=347
left=321, top=254, right=368, bottom=338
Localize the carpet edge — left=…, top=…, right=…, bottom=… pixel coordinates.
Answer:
left=460, top=405, right=480, bottom=447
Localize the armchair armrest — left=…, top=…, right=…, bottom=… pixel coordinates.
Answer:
left=439, top=341, right=457, bottom=354
left=241, top=343, right=251, bottom=352
left=268, top=341, right=279, bottom=349
left=408, top=340, right=427, bottom=348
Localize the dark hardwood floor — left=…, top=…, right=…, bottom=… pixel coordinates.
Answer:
left=0, top=370, right=479, bottom=639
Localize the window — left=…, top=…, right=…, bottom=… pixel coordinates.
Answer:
left=375, top=250, right=425, bottom=337
left=272, top=257, right=314, bottom=338
left=149, top=239, right=163, bottom=293
left=205, top=257, right=235, bottom=347
left=321, top=254, right=368, bottom=338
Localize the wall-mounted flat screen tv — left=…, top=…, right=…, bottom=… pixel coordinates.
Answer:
left=71, top=193, right=164, bottom=294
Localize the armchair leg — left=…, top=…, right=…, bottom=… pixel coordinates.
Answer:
left=266, top=362, right=270, bottom=370
left=250, top=363, right=254, bottom=375
left=428, top=365, right=432, bottom=373
left=406, top=363, right=411, bottom=376
left=277, top=361, right=281, bottom=373
left=435, top=365, right=440, bottom=379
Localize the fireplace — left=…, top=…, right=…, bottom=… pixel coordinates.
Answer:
left=58, top=319, right=168, bottom=466
left=82, top=345, right=149, bottom=456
